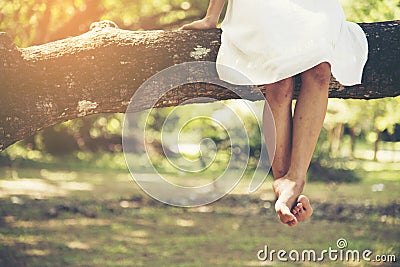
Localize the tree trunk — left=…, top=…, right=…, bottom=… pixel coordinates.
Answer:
left=0, top=20, right=399, bottom=151
left=373, top=130, right=381, bottom=161
left=348, top=128, right=356, bottom=159
left=330, top=123, right=344, bottom=157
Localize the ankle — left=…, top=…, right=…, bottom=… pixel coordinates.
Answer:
left=273, top=175, right=305, bottom=196
left=285, top=170, right=306, bottom=183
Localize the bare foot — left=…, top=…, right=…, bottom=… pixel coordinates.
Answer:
left=272, top=176, right=305, bottom=227
left=291, top=195, right=313, bottom=222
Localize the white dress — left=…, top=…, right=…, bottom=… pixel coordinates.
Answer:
left=216, top=0, right=368, bottom=86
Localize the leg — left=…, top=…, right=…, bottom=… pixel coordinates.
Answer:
left=263, top=77, right=294, bottom=178
left=264, top=78, right=297, bottom=225
left=290, top=62, right=331, bottom=179
left=273, top=62, right=331, bottom=226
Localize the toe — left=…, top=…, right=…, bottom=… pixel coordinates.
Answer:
left=292, top=207, right=298, bottom=214
left=298, top=195, right=313, bottom=213
left=292, top=203, right=303, bottom=214
left=296, top=203, right=303, bottom=212
left=278, top=210, right=295, bottom=223
left=276, top=203, right=297, bottom=225
left=294, top=195, right=314, bottom=222
left=287, top=219, right=297, bottom=227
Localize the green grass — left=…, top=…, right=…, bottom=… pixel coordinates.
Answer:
left=0, top=160, right=399, bottom=266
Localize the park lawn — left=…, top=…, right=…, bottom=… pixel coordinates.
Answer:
left=0, top=161, right=399, bottom=266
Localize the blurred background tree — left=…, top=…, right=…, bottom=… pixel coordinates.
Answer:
left=0, top=0, right=211, bottom=46
left=1, top=0, right=399, bottom=177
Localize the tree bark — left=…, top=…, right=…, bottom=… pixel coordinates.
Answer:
left=0, top=20, right=399, bottom=151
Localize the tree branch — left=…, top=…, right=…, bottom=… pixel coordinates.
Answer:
left=0, top=20, right=399, bottom=151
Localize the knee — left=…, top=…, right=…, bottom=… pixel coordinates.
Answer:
left=302, top=62, right=331, bottom=87
left=264, top=78, right=294, bottom=106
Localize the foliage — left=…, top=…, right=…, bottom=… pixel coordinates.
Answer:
left=1, top=0, right=399, bottom=173
left=340, top=0, right=400, bottom=22
left=322, top=97, right=400, bottom=160
left=0, top=0, right=209, bottom=47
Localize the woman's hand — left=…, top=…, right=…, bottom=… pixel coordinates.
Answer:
left=180, top=17, right=217, bottom=30
left=180, top=0, right=224, bottom=30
